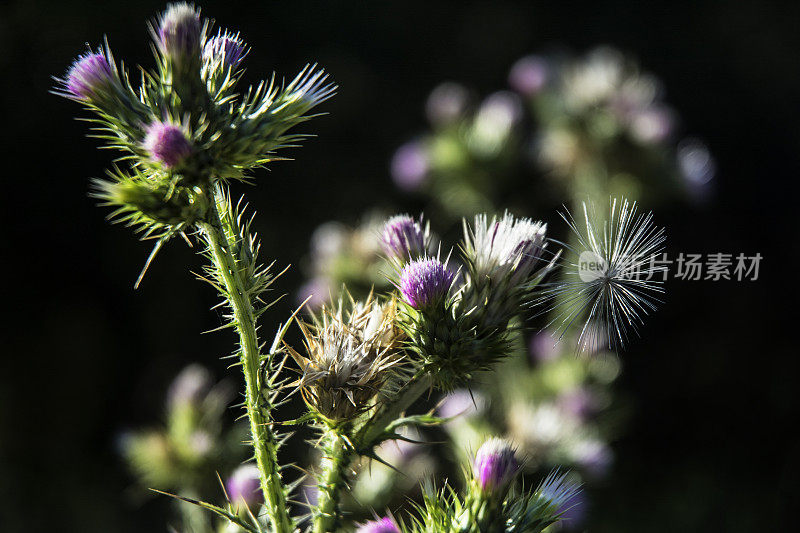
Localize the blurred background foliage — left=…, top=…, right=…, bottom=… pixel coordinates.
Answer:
left=1, top=0, right=798, bottom=531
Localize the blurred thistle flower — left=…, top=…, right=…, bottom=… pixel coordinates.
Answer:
left=543, top=197, right=665, bottom=352
left=470, top=91, right=523, bottom=156
left=437, top=388, right=487, bottom=421
left=677, top=138, right=716, bottom=202
left=528, top=330, right=561, bottom=363
left=296, top=277, right=331, bottom=309
left=509, top=55, right=549, bottom=96
left=399, top=258, right=455, bottom=310
left=63, top=52, right=114, bottom=101
left=310, top=221, right=348, bottom=261
left=167, top=364, right=212, bottom=410
left=536, top=470, right=582, bottom=517
left=143, top=121, right=193, bottom=168
left=563, top=47, right=624, bottom=108
left=382, top=214, right=429, bottom=261
left=473, top=438, right=519, bottom=493
left=157, top=3, right=202, bottom=61
left=356, top=516, right=401, bottom=533
left=557, top=387, right=599, bottom=421
left=466, top=212, right=548, bottom=288
left=203, top=31, right=247, bottom=71
left=391, top=140, right=429, bottom=191
left=570, top=440, right=612, bottom=479
left=226, top=464, right=263, bottom=507
left=287, top=295, right=405, bottom=421
left=629, top=105, right=675, bottom=145
left=426, top=82, right=469, bottom=126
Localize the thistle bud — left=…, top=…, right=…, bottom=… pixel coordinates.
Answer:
left=399, top=258, right=454, bottom=310
left=382, top=215, right=427, bottom=261
left=143, top=121, right=193, bottom=168
left=203, top=31, right=246, bottom=70
left=157, top=3, right=202, bottom=61
left=473, top=438, right=518, bottom=493
left=65, top=52, right=114, bottom=100
left=356, top=517, right=401, bottom=533
left=226, top=464, right=263, bottom=506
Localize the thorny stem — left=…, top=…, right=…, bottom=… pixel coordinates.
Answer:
left=313, top=373, right=434, bottom=532
left=201, top=186, right=293, bottom=533
left=354, top=372, right=433, bottom=449
left=313, top=432, right=348, bottom=533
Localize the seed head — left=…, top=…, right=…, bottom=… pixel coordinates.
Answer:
left=382, top=214, right=428, bottom=261
left=143, top=121, right=193, bottom=168
left=65, top=52, right=114, bottom=100
left=541, top=197, right=665, bottom=352
left=473, top=438, right=519, bottom=492
left=287, top=295, right=405, bottom=421
left=399, top=258, right=454, bottom=310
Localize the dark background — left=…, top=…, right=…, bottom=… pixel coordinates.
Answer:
left=1, top=1, right=798, bottom=531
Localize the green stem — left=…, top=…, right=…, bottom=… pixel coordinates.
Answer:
left=354, top=372, right=433, bottom=449
left=201, top=186, right=293, bottom=532
left=313, top=432, right=348, bottom=533
left=310, top=373, right=433, bottom=532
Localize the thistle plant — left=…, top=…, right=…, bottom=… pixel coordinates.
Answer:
left=60, top=6, right=669, bottom=532
left=58, top=3, right=334, bottom=531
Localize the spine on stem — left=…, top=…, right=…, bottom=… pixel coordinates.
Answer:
left=201, top=185, right=293, bottom=532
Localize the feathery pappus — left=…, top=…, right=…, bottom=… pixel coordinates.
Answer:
left=543, top=197, right=666, bottom=352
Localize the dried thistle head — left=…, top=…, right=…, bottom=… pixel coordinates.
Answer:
left=287, top=294, right=406, bottom=422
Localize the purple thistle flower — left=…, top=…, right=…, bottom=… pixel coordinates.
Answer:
left=508, top=55, right=548, bottom=96
left=65, top=53, right=114, bottom=100
left=226, top=464, right=263, bottom=506
left=356, top=517, right=400, bottom=533
left=473, top=438, right=518, bottom=492
left=157, top=3, right=202, bottom=60
left=391, top=141, right=429, bottom=192
left=203, top=31, right=247, bottom=70
left=399, top=258, right=454, bottom=309
left=143, top=121, right=193, bottom=168
left=382, top=215, right=427, bottom=260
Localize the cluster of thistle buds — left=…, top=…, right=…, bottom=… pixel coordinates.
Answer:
left=379, top=212, right=555, bottom=388
left=292, top=209, right=557, bottom=428
left=58, top=2, right=334, bottom=238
